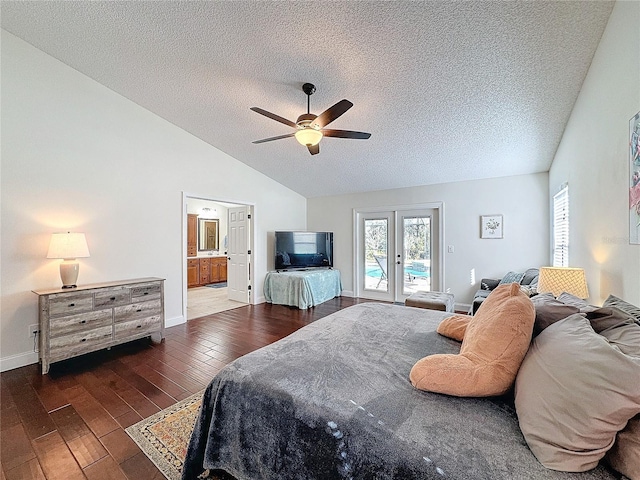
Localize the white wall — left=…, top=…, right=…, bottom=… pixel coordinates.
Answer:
left=308, top=173, right=549, bottom=307
left=0, top=31, right=306, bottom=371
left=549, top=0, right=640, bottom=306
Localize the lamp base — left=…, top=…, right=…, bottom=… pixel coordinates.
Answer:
left=59, top=259, right=80, bottom=289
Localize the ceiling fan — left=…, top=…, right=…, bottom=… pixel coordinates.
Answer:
left=250, top=83, right=371, bottom=155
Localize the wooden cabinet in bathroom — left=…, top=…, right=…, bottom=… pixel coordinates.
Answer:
left=210, top=257, right=227, bottom=283
left=187, top=258, right=199, bottom=288
left=187, top=214, right=198, bottom=258
left=187, top=257, right=227, bottom=288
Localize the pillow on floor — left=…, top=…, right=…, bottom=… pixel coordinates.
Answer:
left=606, top=415, right=640, bottom=480
left=515, top=314, right=640, bottom=472
left=410, top=283, right=534, bottom=397
left=436, top=314, right=472, bottom=341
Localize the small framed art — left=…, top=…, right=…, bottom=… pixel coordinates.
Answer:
left=481, top=215, right=503, bottom=239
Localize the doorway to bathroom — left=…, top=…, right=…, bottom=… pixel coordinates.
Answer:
left=182, top=194, right=254, bottom=321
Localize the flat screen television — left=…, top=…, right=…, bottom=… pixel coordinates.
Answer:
left=275, top=231, right=333, bottom=270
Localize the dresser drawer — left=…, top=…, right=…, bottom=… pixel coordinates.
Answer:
left=131, top=282, right=162, bottom=302
left=49, top=325, right=113, bottom=360
left=94, top=287, right=131, bottom=308
left=114, top=299, right=162, bottom=323
left=114, top=316, right=162, bottom=341
left=49, top=292, right=94, bottom=317
left=50, top=309, right=112, bottom=337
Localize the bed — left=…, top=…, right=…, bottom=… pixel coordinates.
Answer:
left=182, top=302, right=619, bottom=480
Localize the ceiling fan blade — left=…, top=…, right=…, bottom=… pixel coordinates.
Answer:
left=307, top=144, right=320, bottom=155
left=311, top=100, right=353, bottom=128
left=322, top=129, right=371, bottom=140
left=250, top=107, right=297, bottom=128
left=252, top=133, right=296, bottom=144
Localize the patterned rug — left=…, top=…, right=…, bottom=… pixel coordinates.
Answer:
left=126, top=391, right=235, bottom=480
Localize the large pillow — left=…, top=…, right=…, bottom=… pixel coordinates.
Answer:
left=531, top=293, right=581, bottom=336
left=515, top=314, right=640, bottom=472
left=603, top=294, right=640, bottom=325
left=606, top=415, right=640, bottom=480
left=410, top=283, right=534, bottom=397
left=436, top=314, right=472, bottom=342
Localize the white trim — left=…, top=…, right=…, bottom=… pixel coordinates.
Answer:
left=1, top=351, right=39, bottom=372
left=164, top=314, right=185, bottom=329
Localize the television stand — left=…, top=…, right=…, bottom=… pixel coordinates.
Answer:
left=264, top=269, right=341, bottom=309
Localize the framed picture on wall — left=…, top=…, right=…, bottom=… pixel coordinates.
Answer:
left=630, top=111, right=640, bottom=245
left=481, top=215, right=503, bottom=239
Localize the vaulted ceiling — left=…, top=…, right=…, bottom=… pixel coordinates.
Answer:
left=1, top=1, right=614, bottom=198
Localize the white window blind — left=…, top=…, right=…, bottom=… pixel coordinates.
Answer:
left=553, top=185, right=569, bottom=267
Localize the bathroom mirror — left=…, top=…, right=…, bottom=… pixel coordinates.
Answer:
left=198, top=218, right=219, bottom=251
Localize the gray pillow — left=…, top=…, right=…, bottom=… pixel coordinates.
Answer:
left=557, top=292, right=589, bottom=308
left=531, top=293, right=581, bottom=336
left=521, top=268, right=539, bottom=286
left=603, top=295, right=640, bottom=325
left=499, top=271, right=525, bottom=285
left=515, top=314, right=640, bottom=472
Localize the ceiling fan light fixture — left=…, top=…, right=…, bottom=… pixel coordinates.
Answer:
left=295, top=127, right=323, bottom=147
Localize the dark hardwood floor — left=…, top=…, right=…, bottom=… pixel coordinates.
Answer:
left=0, top=297, right=373, bottom=480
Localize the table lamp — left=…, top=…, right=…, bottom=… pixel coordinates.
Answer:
left=537, top=266, right=589, bottom=299
left=47, top=232, right=90, bottom=288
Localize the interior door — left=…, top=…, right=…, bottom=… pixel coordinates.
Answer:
left=227, top=206, right=251, bottom=303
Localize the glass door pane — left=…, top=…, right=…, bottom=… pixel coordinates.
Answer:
left=364, top=218, right=389, bottom=293
left=401, top=215, right=432, bottom=296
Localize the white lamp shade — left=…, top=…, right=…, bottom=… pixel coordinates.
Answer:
left=47, top=233, right=90, bottom=259
left=537, top=267, right=589, bottom=299
left=295, top=128, right=323, bottom=146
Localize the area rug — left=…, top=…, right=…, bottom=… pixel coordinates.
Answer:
left=205, top=282, right=227, bottom=288
left=126, top=391, right=206, bottom=480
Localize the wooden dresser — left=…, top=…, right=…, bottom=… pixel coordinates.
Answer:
left=32, top=277, right=165, bottom=374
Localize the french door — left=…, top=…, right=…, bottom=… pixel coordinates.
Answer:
left=355, top=205, right=442, bottom=303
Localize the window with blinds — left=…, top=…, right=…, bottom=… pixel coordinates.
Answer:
left=553, top=185, right=569, bottom=267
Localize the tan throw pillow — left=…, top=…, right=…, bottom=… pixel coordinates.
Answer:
left=515, top=314, right=640, bottom=472
left=436, top=314, right=472, bottom=341
left=410, top=283, right=534, bottom=397
left=606, top=415, right=640, bottom=480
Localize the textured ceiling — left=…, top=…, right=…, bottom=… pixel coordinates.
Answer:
left=1, top=1, right=614, bottom=198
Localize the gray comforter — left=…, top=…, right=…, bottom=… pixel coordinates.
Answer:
left=182, top=303, right=618, bottom=480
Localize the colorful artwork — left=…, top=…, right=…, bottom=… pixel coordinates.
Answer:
left=630, top=112, right=640, bottom=245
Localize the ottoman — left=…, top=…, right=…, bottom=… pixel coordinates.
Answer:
left=405, top=291, right=455, bottom=313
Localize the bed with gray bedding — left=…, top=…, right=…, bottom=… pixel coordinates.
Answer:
left=182, top=302, right=618, bottom=480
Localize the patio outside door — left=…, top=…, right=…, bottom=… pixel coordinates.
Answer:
left=356, top=206, right=441, bottom=303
